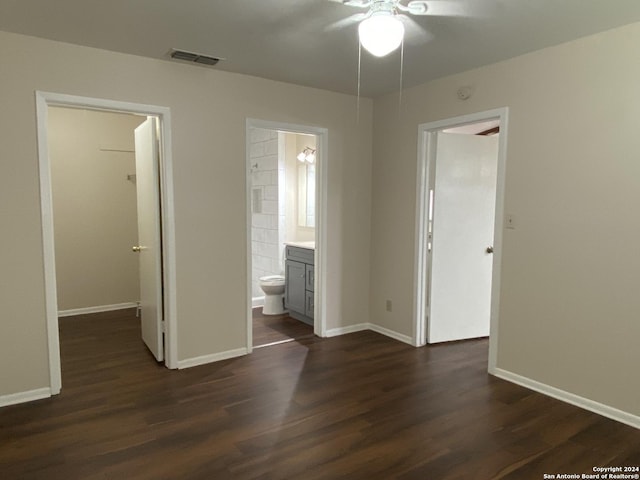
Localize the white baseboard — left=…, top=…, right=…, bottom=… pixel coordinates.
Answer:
left=177, top=347, right=248, bottom=369
left=0, top=387, right=52, bottom=408
left=58, top=302, right=139, bottom=317
left=325, top=323, right=370, bottom=337
left=368, top=324, right=413, bottom=345
left=325, top=323, right=413, bottom=345
left=493, top=368, right=640, bottom=430
left=252, top=296, right=265, bottom=308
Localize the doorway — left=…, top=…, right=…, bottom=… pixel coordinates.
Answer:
left=413, top=108, right=509, bottom=372
left=36, top=92, right=178, bottom=395
left=49, top=107, right=145, bottom=319
left=245, top=119, right=328, bottom=352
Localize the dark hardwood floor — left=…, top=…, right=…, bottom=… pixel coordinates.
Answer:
left=253, top=307, right=314, bottom=347
left=1, top=309, right=638, bottom=479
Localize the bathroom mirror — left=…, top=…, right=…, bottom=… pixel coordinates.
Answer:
left=297, top=163, right=315, bottom=227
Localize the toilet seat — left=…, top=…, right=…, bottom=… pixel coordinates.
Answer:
left=260, top=275, right=285, bottom=286
left=259, top=275, right=286, bottom=315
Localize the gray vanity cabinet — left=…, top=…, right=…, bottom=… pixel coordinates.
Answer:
left=285, top=246, right=314, bottom=325
left=304, top=264, right=314, bottom=318
left=284, top=260, right=306, bottom=314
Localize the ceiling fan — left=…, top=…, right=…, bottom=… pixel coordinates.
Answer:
left=328, top=0, right=458, bottom=57
left=336, top=0, right=431, bottom=16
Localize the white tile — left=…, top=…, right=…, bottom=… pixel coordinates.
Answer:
left=253, top=268, right=265, bottom=282
left=266, top=129, right=278, bottom=141
left=252, top=268, right=266, bottom=284
left=258, top=242, right=278, bottom=258
left=254, top=242, right=267, bottom=257
left=262, top=129, right=277, bottom=142
left=264, top=229, right=279, bottom=245
left=265, top=139, right=278, bottom=155
left=254, top=255, right=272, bottom=272
left=252, top=283, right=260, bottom=297
left=260, top=155, right=278, bottom=171
left=266, top=246, right=279, bottom=260
left=271, top=257, right=284, bottom=274
left=252, top=214, right=270, bottom=229
left=262, top=200, right=278, bottom=215
left=264, top=185, right=278, bottom=200
left=252, top=227, right=265, bottom=243
left=250, top=128, right=268, bottom=143
left=252, top=171, right=271, bottom=187
left=250, top=142, right=264, bottom=158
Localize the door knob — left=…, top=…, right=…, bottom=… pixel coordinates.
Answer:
left=486, top=246, right=494, bottom=254
left=132, top=245, right=143, bottom=252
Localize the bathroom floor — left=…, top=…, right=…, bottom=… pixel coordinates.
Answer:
left=253, top=307, right=314, bottom=348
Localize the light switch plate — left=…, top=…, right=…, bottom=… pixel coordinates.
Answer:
left=506, top=214, right=516, bottom=230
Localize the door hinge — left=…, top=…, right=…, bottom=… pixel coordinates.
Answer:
left=161, top=321, right=166, bottom=333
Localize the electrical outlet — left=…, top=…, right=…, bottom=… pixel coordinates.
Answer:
left=385, top=300, right=392, bottom=312
left=506, top=214, right=516, bottom=230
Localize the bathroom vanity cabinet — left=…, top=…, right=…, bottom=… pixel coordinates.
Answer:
left=285, top=245, right=314, bottom=325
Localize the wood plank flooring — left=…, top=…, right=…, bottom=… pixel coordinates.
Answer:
left=252, top=308, right=314, bottom=347
left=1, top=309, right=638, bottom=479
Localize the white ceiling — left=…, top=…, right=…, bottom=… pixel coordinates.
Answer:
left=2, top=0, right=640, bottom=97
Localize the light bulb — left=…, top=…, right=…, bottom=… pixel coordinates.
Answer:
left=358, top=13, right=404, bottom=57
left=297, top=152, right=306, bottom=162
left=306, top=152, right=316, bottom=163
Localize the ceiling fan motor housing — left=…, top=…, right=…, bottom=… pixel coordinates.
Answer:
left=370, top=1, right=396, bottom=16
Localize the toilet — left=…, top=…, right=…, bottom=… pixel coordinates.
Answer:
left=259, top=275, right=286, bottom=315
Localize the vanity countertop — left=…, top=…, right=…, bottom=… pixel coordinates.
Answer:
left=285, top=241, right=315, bottom=250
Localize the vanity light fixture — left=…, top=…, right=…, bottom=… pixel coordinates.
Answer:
left=297, top=147, right=316, bottom=164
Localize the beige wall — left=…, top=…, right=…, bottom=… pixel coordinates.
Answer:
left=370, top=23, right=640, bottom=416
left=6, top=21, right=636, bottom=421
left=49, top=107, right=144, bottom=311
left=0, top=31, right=372, bottom=397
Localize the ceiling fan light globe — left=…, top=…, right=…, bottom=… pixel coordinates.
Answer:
left=358, top=14, right=404, bottom=57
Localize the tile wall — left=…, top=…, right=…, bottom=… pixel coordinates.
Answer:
left=250, top=128, right=283, bottom=299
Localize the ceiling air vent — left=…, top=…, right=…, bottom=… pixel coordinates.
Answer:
left=169, top=49, right=222, bottom=67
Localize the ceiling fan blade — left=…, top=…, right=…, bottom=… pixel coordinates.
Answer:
left=325, top=12, right=368, bottom=32
left=326, top=0, right=372, bottom=7
left=399, top=15, right=433, bottom=45
left=419, top=0, right=487, bottom=18
left=403, top=1, right=429, bottom=15
left=344, top=0, right=373, bottom=6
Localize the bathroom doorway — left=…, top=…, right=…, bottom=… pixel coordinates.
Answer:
left=245, top=120, right=328, bottom=350
left=414, top=108, right=509, bottom=372
left=36, top=92, right=178, bottom=395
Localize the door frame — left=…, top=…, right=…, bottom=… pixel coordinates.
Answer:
left=413, top=107, right=509, bottom=373
left=35, top=91, right=179, bottom=395
left=245, top=119, right=328, bottom=351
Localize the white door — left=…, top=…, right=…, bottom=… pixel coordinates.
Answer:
left=427, top=132, right=498, bottom=343
left=134, top=117, right=164, bottom=361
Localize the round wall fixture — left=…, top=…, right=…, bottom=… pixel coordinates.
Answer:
left=457, top=86, right=473, bottom=100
